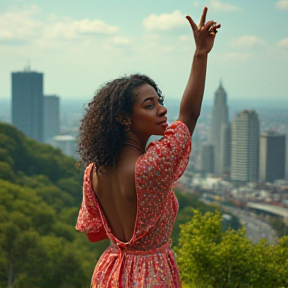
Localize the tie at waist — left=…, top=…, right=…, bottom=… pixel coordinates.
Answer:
left=108, top=241, right=172, bottom=285
left=109, top=241, right=171, bottom=256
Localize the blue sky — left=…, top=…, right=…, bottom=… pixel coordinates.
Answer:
left=0, top=0, right=288, bottom=103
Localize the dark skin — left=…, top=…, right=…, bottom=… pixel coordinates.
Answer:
left=92, top=7, right=220, bottom=242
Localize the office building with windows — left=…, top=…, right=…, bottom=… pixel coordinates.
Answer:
left=259, top=131, right=286, bottom=182
left=43, top=95, right=60, bottom=144
left=12, top=67, right=43, bottom=142
left=231, top=110, right=260, bottom=182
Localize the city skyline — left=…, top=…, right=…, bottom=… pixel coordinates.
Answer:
left=6, top=68, right=288, bottom=182
left=0, top=0, right=288, bottom=102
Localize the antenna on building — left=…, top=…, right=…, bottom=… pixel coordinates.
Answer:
left=24, top=60, right=31, bottom=72
left=219, top=79, right=223, bottom=88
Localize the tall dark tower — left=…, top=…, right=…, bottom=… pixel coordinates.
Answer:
left=209, top=81, right=229, bottom=175
left=259, top=131, right=286, bottom=182
left=12, top=67, right=43, bottom=142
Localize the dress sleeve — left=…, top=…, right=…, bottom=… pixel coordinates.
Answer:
left=133, top=121, right=191, bottom=237
left=136, top=120, right=191, bottom=189
left=75, top=164, right=108, bottom=242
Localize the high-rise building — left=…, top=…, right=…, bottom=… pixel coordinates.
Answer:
left=259, top=131, right=286, bottom=182
left=231, top=110, right=260, bottom=182
left=199, top=144, right=214, bottom=174
left=12, top=67, right=43, bottom=142
left=286, top=136, right=288, bottom=181
left=220, top=123, right=231, bottom=174
left=209, top=81, right=229, bottom=175
left=44, top=95, right=60, bottom=144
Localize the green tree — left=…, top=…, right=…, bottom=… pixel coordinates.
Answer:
left=0, top=123, right=108, bottom=287
left=0, top=161, right=16, bottom=182
left=176, top=210, right=288, bottom=288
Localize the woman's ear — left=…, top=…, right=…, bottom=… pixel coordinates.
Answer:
left=116, top=114, right=132, bottom=126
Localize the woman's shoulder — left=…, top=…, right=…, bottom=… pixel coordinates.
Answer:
left=167, top=120, right=191, bottom=136
left=145, top=120, right=191, bottom=152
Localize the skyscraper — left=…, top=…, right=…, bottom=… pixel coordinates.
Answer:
left=231, top=110, right=260, bottom=182
left=12, top=67, right=43, bottom=142
left=209, top=81, right=229, bottom=175
left=286, top=136, right=288, bottom=181
left=220, top=123, right=231, bottom=174
left=199, top=144, right=214, bottom=174
left=259, top=131, right=286, bottom=182
left=44, top=95, right=60, bottom=144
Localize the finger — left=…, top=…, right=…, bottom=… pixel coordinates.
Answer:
left=186, top=15, right=198, bottom=32
left=199, top=6, right=208, bottom=26
left=209, top=23, right=221, bottom=34
left=204, top=20, right=216, bottom=31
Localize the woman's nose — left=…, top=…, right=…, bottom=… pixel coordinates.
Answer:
left=159, top=105, right=167, bottom=116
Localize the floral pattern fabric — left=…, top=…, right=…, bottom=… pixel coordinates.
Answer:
left=76, top=121, right=191, bottom=288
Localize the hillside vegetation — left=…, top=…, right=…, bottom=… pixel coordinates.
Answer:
left=1, top=122, right=260, bottom=288
left=0, top=123, right=108, bottom=288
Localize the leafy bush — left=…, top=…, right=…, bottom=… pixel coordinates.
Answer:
left=176, top=210, right=288, bottom=288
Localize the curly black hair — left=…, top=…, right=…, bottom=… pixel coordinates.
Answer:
left=77, top=74, right=164, bottom=172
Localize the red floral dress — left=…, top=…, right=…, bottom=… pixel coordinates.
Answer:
left=76, top=121, right=191, bottom=288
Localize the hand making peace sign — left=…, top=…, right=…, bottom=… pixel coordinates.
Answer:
left=186, top=7, right=221, bottom=54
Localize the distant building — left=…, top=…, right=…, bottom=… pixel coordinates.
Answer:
left=220, top=123, right=231, bottom=175
left=231, top=110, right=260, bottom=182
left=44, top=95, right=60, bottom=144
left=259, top=131, right=286, bottom=182
left=286, top=136, right=288, bottom=181
left=52, top=135, right=78, bottom=159
left=209, top=81, right=229, bottom=175
left=12, top=67, right=43, bottom=142
left=199, top=144, right=214, bottom=174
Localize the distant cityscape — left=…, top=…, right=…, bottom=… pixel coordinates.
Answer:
left=1, top=66, right=288, bottom=236
left=9, top=66, right=78, bottom=158
left=180, top=82, right=288, bottom=238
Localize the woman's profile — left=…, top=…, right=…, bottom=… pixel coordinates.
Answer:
left=76, top=7, right=220, bottom=288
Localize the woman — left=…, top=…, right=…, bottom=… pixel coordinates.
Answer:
left=76, top=7, right=220, bottom=288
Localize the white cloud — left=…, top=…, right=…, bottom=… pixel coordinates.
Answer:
left=143, top=34, right=159, bottom=41
left=142, top=10, right=187, bottom=32
left=210, top=0, right=241, bottom=11
left=0, top=6, right=42, bottom=44
left=230, top=35, right=265, bottom=48
left=109, top=36, right=131, bottom=46
left=179, top=35, right=190, bottom=41
left=277, top=38, right=288, bottom=48
left=0, top=6, right=120, bottom=44
left=275, top=0, right=288, bottom=10
left=45, top=19, right=119, bottom=40
left=224, top=52, right=250, bottom=60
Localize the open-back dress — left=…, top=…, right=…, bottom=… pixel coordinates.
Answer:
left=76, top=121, right=191, bottom=288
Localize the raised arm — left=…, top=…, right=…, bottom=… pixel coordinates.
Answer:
left=178, top=7, right=221, bottom=135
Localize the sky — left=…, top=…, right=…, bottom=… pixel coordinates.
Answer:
left=0, top=0, right=288, bottom=103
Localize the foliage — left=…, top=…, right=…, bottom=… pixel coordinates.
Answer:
left=3, top=122, right=282, bottom=288
left=172, top=189, right=240, bottom=247
left=0, top=122, right=108, bottom=288
left=269, top=216, right=288, bottom=238
left=176, top=210, right=288, bottom=288
left=0, top=122, right=83, bottom=189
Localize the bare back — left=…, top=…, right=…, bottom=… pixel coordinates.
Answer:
left=91, top=151, right=139, bottom=243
